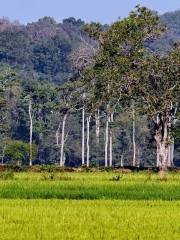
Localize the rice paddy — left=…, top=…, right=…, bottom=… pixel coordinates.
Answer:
left=0, top=171, right=180, bottom=239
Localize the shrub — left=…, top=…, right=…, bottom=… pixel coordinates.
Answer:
left=0, top=171, right=14, bottom=180
left=4, top=140, right=37, bottom=165
left=41, top=173, right=72, bottom=181
left=110, top=174, right=123, bottom=181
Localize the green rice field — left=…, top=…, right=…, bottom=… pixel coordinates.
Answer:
left=0, top=171, right=180, bottom=239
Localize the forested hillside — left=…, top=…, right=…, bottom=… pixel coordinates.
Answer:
left=149, top=10, right=180, bottom=51
left=0, top=11, right=179, bottom=83
left=0, top=9, right=179, bottom=167
left=0, top=16, right=92, bottom=84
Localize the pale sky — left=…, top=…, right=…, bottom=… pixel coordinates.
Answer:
left=0, top=0, right=179, bottom=24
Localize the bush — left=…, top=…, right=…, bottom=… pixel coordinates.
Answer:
left=0, top=171, right=14, bottom=180
left=4, top=140, right=37, bottom=165
left=110, top=174, right=123, bottom=181
left=41, top=173, right=72, bottom=181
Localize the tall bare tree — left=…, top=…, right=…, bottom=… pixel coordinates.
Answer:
left=86, top=114, right=91, bottom=167
left=104, top=114, right=109, bottom=167
left=28, top=98, right=33, bottom=166
left=71, top=42, right=96, bottom=166
left=60, top=111, right=68, bottom=167
left=132, top=108, right=136, bottom=167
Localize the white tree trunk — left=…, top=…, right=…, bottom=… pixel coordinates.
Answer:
left=95, top=109, right=100, bottom=145
left=167, top=137, right=174, bottom=167
left=132, top=108, right=136, bottom=167
left=170, top=138, right=174, bottom=166
left=60, top=113, right=68, bottom=167
left=86, top=115, right=91, bottom=167
left=109, top=129, right=113, bottom=167
left=167, top=103, right=177, bottom=167
left=29, top=99, right=33, bottom=166
left=120, top=155, right=124, bottom=168
left=56, top=122, right=61, bottom=146
left=105, top=115, right=109, bottom=167
left=155, top=117, right=169, bottom=172
left=1, top=145, right=6, bottom=166
left=157, top=140, right=169, bottom=172
left=82, top=106, right=85, bottom=165
left=109, top=113, right=114, bottom=167
left=156, top=115, right=160, bottom=167
left=156, top=145, right=160, bottom=167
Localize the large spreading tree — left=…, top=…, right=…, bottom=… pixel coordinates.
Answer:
left=82, top=6, right=179, bottom=171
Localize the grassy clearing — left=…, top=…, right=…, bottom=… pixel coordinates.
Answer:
left=0, top=199, right=180, bottom=240
left=0, top=172, right=179, bottom=200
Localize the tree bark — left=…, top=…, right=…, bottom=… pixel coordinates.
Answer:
left=156, top=145, right=160, bottom=167
left=60, top=113, right=68, bottom=167
left=82, top=106, right=85, bottom=165
left=29, top=99, right=33, bottom=167
left=120, top=155, right=124, bottom=168
left=86, top=115, right=91, bottom=167
left=1, top=145, right=6, bottom=166
left=56, top=122, right=61, bottom=146
left=132, top=108, right=136, bottom=167
left=170, top=138, right=174, bottom=166
left=167, top=137, right=174, bottom=167
left=155, top=115, right=169, bottom=172
left=105, top=115, right=109, bottom=167
left=109, top=113, right=114, bottom=167
left=109, top=129, right=113, bottom=167
left=95, top=109, right=100, bottom=145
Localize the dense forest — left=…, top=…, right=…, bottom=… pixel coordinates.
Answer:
left=0, top=8, right=179, bottom=168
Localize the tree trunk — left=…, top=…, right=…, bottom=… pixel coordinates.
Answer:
left=82, top=106, right=85, bottom=165
left=95, top=109, right=100, bottom=145
left=86, top=115, right=91, bottom=167
left=120, top=155, right=124, bottom=168
left=56, top=122, right=61, bottom=145
left=167, top=137, right=174, bottom=167
left=105, top=115, right=109, bottom=167
left=170, top=138, right=174, bottom=166
left=156, top=139, right=168, bottom=172
left=60, top=113, right=68, bottom=167
left=109, top=129, right=113, bottom=167
left=109, top=113, right=114, bottom=167
left=155, top=117, right=169, bottom=172
left=95, top=109, right=100, bottom=167
left=132, top=108, right=136, bottom=167
left=1, top=145, right=6, bottom=166
left=156, top=145, right=160, bottom=167
left=29, top=99, right=33, bottom=167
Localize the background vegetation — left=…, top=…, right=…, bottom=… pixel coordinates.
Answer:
left=0, top=10, right=179, bottom=167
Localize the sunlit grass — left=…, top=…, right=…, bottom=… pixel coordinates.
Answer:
left=0, top=199, right=180, bottom=240
left=0, top=171, right=179, bottom=200
left=0, top=172, right=179, bottom=239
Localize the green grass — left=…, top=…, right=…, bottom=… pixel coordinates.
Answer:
left=0, top=171, right=179, bottom=200
left=0, top=199, right=180, bottom=240
left=0, top=171, right=180, bottom=239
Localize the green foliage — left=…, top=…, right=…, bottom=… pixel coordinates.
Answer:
left=150, top=10, right=180, bottom=52
left=0, top=8, right=179, bottom=167
left=5, top=140, right=37, bottom=165
left=32, top=36, right=72, bottom=81
left=81, top=6, right=179, bottom=169
left=0, top=16, right=90, bottom=84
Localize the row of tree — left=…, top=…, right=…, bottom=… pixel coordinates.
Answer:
left=0, top=7, right=179, bottom=170
left=62, top=6, right=180, bottom=171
